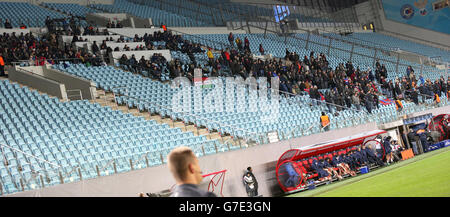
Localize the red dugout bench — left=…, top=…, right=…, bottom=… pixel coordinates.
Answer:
left=276, top=130, right=387, bottom=193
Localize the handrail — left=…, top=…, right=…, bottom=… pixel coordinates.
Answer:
left=0, top=143, right=61, bottom=168
left=113, top=90, right=267, bottom=142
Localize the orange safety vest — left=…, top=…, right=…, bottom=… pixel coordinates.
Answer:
left=162, top=25, right=167, bottom=31
left=435, top=94, right=440, bottom=103
left=395, top=100, right=403, bottom=110
left=0, top=56, right=4, bottom=66
left=320, top=115, right=330, bottom=127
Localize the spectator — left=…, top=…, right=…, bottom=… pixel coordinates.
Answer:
left=320, top=112, right=330, bottom=131
left=0, top=53, right=5, bottom=77
left=395, top=98, right=403, bottom=112
left=259, top=44, right=265, bottom=55
left=168, top=146, right=216, bottom=197
left=244, top=36, right=250, bottom=52
left=228, top=32, right=234, bottom=47
left=4, top=19, right=12, bottom=29
left=91, top=41, right=100, bottom=55
left=206, top=48, right=214, bottom=65
left=365, top=92, right=373, bottom=114
left=116, top=21, right=123, bottom=28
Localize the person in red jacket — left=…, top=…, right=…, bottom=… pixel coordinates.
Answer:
left=259, top=44, right=264, bottom=55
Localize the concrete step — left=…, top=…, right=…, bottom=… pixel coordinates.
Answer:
left=91, top=89, right=225, bottom=144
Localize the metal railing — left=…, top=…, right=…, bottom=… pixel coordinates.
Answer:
left=66, top=89, right=83, bottom=101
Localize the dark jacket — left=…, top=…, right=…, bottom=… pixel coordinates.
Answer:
left=170, top=184, right=217, bottom=197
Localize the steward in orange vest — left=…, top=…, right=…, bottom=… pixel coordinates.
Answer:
left=395, top=99, right=403, bottom=111
left=320, top=112, right=330, bottom=131
left=434, top=94, right=440, bottom=104
left=0, top=54, right=5, bottom=77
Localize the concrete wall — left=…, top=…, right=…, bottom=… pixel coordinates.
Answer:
left=16, top=65, right=44, bottom=76
left=131, top=16, right=152, bottom=28
left=42, top=66, right=97, bottom=100
left=368, top=0, right=450, bottom=50
left=7, top=66, right=68, bottom=101
left=60, top=35, right=122, bottom=46
left=0, top=28, right=31, bottom=35
left=86, top=13, right=123, bottom=28
left=5, top=121, right=378, bottom=197
left=108, top=28, right=163, bottom=38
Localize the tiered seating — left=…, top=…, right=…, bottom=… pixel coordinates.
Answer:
left=0, top=80, right=224, bottom=195
left=53, top=63, right=438, bottom=145
left=41, top=3, right=101, bottom=17
left=324, top=32, right=450, bottom=81
left=92, top=0, right=212, bottom=27
left=0, top=2, right=66, bottom=27
left=334, top=33, right=450, bottom=63
left=191, top=0, right=332, bottom=23
left=184, top=33, right=448, bottom=82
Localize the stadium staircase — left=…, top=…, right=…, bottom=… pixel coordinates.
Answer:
left=89, top=79, right=244, bottom=147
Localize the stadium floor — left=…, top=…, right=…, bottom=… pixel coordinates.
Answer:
left=286, top=146, right=450, bottom=197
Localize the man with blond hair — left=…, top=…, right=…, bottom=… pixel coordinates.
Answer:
left=168, top=146, right=216, bottom=197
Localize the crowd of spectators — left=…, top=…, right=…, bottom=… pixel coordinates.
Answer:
left=118, top=53, right=168, bottom=80
left=113, top=30, right=207, bottom=81
left=202, top=33, right=449, bottom=114
left=2, top=16, right=448, bottom=111
left=106, top=20, right=123, bottom=28
left=0, top=28, right=104, bottom=68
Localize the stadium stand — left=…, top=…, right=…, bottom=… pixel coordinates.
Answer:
left=0, top=0, right=448, bottom=197
left=0, top=79, right=228, bottom=194
left=41, top=3, right=101, bottom=17
left=91, top=0, right=212, bottom=27
left=0, top=2, right=66, bottom=27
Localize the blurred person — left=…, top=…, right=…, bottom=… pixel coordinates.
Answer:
left=168, top=146, right=216, bottom=197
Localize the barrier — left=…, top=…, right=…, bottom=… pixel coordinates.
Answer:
left=401, top=149, right=415, bottom=160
